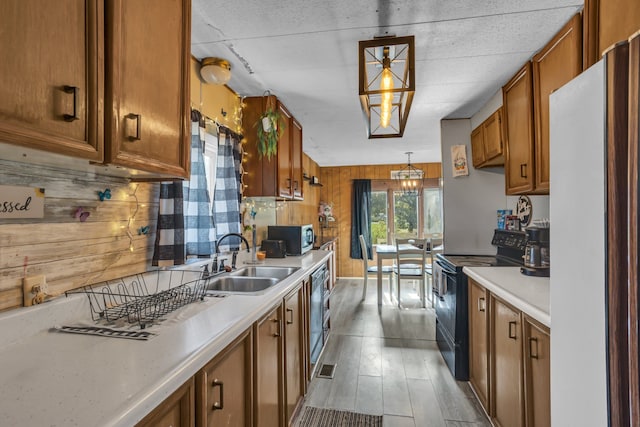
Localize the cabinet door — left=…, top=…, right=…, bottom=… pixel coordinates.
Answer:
left=503, top=62, right=535, bottom=195
left=196, top=329, right=253, bottom=427
left=483, top=109, right=504, bottom=165
left=284, top=283, right=305, bottom=423
left=491, top=296, right=524, bottom=427
left=137, top=377, right=194, bottom=427
left=532, top=14, right=582, bottom=193
left=471, top=126, right=486, bottom=168
left=0, top=0, right=103, bottom=161
left=105, top=0, right=190, bottom=178
left=291, top=118, right=303, bottom=200
left=523, top=316, right=550, bottom=427
left=277, top=103, right=293, bottom=199
left=255, top=304, right=283, bottom=427
left=468, top=279, right=490, bottom=413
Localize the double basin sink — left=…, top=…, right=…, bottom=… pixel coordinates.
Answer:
left=204, top=266, right=300, bottom=294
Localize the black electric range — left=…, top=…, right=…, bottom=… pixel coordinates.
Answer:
left=434, top=229, right=526, bottom=380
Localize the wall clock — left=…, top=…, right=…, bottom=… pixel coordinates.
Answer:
left=516, top=195, right=532, bottom=227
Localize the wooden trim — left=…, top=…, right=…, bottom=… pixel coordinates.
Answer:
left=583, top=0, right=600, bottom=69
left=605, top=40, right=630, bottom=427
left=628, top=32, right=640, bottom=427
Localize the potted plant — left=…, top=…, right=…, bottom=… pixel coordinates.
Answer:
left=255, top=107, right=284, bottom=159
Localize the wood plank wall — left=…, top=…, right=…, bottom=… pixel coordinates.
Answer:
left=319, top=162, right=442, bottom=278
left=0, top=160, right=158, bottom=311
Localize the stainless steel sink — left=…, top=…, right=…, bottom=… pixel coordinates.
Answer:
left=228, top=266, right=300, bottom=280
left=205, top=276, right=279, bottom=293
left=204, top=266, right=300, bottom=294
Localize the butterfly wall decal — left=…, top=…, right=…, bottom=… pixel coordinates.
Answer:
left=98, top=188, right=111, bottom=201
left=74, top=207, right=90, bottom=222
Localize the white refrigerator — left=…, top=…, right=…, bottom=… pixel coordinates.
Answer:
left=549, top=58, right=609, bottom=426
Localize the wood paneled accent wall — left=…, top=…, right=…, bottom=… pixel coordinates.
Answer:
left=277, top=153, right=321, bottom=227
left=0, top=160, right=158, bottom=311
left=319, top=162, right=442, bottom=278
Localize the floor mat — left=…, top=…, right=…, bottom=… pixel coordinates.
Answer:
left=298, top=407, right=383, bottom=427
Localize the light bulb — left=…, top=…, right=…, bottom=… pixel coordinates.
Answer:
left=380, top=67, right=394, bottom=128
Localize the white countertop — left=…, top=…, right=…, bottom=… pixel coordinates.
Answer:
left=0, top=250, right=330, bottom=427
left=463, top=267, right=550, bottom=328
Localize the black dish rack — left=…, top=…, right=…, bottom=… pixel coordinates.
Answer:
left=66, top=270, right=206, bottom=329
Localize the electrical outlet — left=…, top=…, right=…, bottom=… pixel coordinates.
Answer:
left=23, top=275, right=47, bottom=307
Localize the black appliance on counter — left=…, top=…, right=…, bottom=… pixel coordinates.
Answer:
left=267, top=225, right=314, bottom=255
left=435, top=229, right=527, bottom=380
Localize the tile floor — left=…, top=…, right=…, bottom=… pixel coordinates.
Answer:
left=296, top=277, right=491, bottom=427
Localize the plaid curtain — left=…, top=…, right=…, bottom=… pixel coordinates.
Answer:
left=153, top=110, right=218, bottom=265
left=152, top=181, right=185, bottom=267
left=213, top=128, right=242, bottom=252
left=183, top=121, right=215, bottom=257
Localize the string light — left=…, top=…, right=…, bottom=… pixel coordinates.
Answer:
left=126, top=184, right=140, bottom=253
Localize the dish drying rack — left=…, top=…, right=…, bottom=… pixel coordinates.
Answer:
left=65, top=270, right=206, bottom=330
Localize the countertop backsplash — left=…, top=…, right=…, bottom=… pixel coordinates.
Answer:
left=0, top=159, right=160, bottom=311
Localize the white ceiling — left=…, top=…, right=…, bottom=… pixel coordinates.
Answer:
left=191, top=0, right=583, bottom=167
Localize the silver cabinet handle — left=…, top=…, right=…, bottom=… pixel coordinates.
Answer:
left=478, top=297, right=485, bottom=312
left=273, top=318, right=282, bottom=337
left=286, top=307, right=294, bottom=324
left=127, top=113, right=142, bottom=141
left=211, top=379, right=224, bottom=411
left=63, top=85, right=80, bottom=122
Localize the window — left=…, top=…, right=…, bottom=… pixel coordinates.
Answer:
left=423, top=187, right=443, bottom=238
left=371, top=191, right=388, bottom=244
left=370, top=179, right=443, bottom=245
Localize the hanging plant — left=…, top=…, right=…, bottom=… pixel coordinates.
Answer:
left=255, top=107, right=284, bottom=159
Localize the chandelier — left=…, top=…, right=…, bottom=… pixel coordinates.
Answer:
left=393, top=152, right=423, bottom=195
left=358, top=35, right=415, bottom=138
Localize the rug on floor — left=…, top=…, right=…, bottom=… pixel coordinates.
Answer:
left=298, top=407, right=383, bottom=427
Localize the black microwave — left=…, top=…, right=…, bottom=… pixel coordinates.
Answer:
left=267, top=225, right=314, bottom=255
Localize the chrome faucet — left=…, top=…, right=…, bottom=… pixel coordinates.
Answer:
left=215, top=233, right=251, bottom=254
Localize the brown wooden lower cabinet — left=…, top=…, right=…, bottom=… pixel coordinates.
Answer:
left=468, top=279, right=490, bottom=412
left=523, top=315, right=551, bottom=427
left=136, top=377, right=195, bottom=427
left=284, top=283, right=305, bottom=423
left=138, top=277, right=313, bottom=427
left=255, top=303, right=284, bottom=427
left=491, top=295, right=524, bottom=427
left=196, top=328, right=253, bottom=427
left=467, top=279, right=551, bottom=427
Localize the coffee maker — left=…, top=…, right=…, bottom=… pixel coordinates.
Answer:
left=520, top=226, right=550, bottom=277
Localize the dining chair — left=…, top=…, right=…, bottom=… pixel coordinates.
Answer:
left=359, top=234, right=393, bottom=301
left=393, top=238, right=429, bottom=308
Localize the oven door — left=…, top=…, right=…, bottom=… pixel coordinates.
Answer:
left=434, top=260, right=469, bottom=380
left=435, top=263, right=458, bottom=337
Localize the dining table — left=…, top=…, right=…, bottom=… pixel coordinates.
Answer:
left=374, top=243, right=443, bottom=306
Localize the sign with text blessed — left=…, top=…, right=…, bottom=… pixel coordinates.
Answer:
left=0, top=185, right=45, bottom=219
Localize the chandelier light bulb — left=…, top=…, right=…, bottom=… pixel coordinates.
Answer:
left=380, top=66, right=394, bottom=128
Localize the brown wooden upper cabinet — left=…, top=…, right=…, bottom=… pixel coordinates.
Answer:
left=471, top=108, right=504, bottom=168
left=503, top=14, right=582, bottom=195
left=105, top=0, right=191, bottom=179
left=0, top=0, right=191, bottom=179
left=532, top=14, right=582, bottom=193
left=584, top=0, right=640, bottom=68
left=243, top=95, right=304, bottom=200
left=0, top=1, right=104, bottom=161
left=503, top=62, right=536, bottom=194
